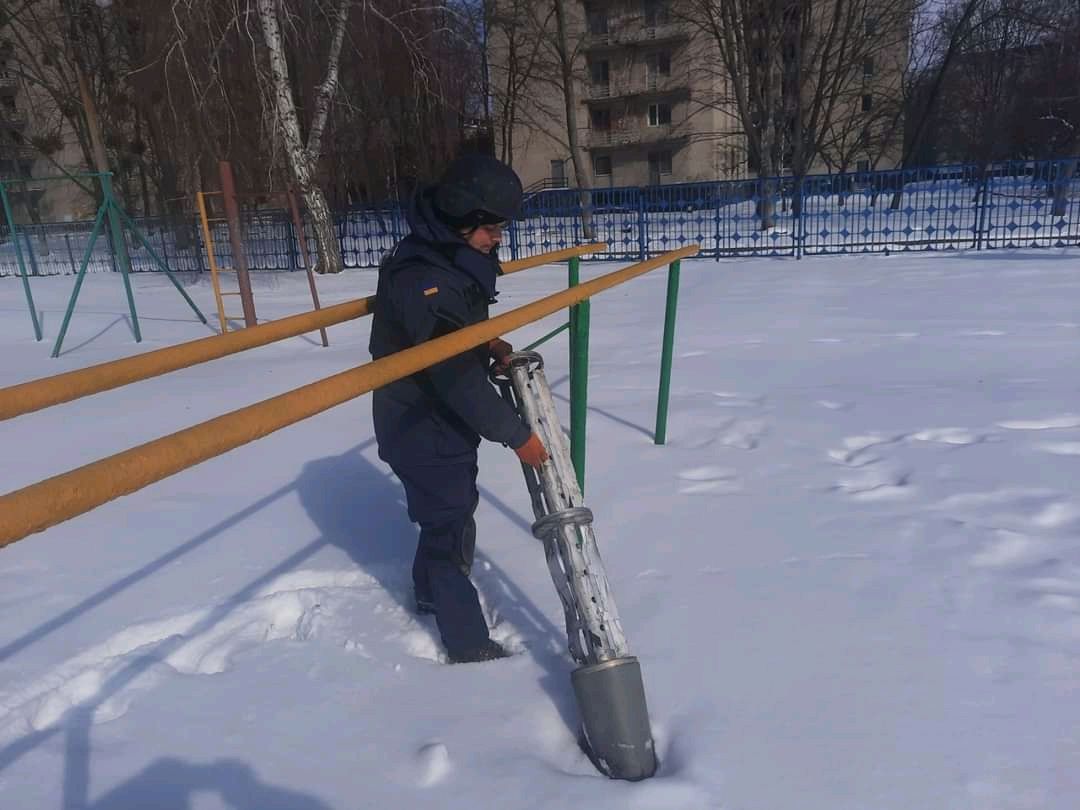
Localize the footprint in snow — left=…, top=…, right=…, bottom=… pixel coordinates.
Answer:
left=997, top=415, right=1080, bottom=431
left=830, top=466, right=913, bottom=501
left=909, top=427, right=987, bottom=446
left=971, top=530, right=1053, bottom=570
left=414, top=742, right=451, bottom=787
left=718, top=418, right=766, bottom=450
left=1037, top=442, right=1080, bottom=456
left=817, top=399, right=854, bottom=411
left=829, top=428, right=986, bottom=468
left=827, top=433, right=902, bottom=467
left=678, top=466, right=742, bottom=495
left=0, top=568, right=421, bottom=742
left=712, top=390, right=765, bottom=408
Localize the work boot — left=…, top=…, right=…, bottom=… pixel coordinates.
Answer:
left=448, top=639, right=511, bottom=664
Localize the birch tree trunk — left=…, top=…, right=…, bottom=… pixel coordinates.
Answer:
left=256, top=0, right=349, bottom=274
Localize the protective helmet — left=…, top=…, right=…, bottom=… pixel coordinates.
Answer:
left=433, top=154, right=523, bottom=229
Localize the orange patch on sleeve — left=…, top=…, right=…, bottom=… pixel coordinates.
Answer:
left=423, top=286, right=439, bottom=297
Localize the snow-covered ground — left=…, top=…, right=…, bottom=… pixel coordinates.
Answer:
left=1, top=249, right=1078, bottom=809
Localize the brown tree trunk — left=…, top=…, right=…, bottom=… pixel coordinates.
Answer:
left=758, top=128, right=778, bottom=230
left=553, top=0, right=593, bottom=239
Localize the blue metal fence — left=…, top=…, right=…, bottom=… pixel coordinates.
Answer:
left=1, top=157, right=1077, bottom=278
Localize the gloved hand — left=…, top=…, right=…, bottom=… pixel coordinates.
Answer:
left=489, top=338, right=513, bottom=373
left=514, top=433, right=549, bottom=468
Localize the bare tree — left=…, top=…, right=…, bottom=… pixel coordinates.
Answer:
left=1, top=0, right=493, bottom=246
left=485, top=0, right=549, bottom=166
left=1029, top=0, right=1080, bottom=214
left=682, top=0, right=917, bottom=226
left=550, top=0, right=594, bottom=236
left=486, top=1, right=599, bottom=233
left=681, top=0, right=789, bottom=227
left=256, top=0, right=349, bottom=273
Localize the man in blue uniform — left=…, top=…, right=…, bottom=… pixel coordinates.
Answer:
left=369, top=155, right=548, bottom=663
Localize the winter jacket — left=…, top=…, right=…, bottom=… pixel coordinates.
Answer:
left=369, top=187, right=531, bottom=467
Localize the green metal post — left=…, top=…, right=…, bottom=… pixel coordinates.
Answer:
left=568, top=255, right=580, bottom=378
left=523, top=321, right=571, bottom=353
left=100, top=174, right=142, bottom=343
left=51, top=203, right=109, bottom=358
left=113, top=204, right=208, bottom=324
left=654, top=259, right=682, bottom=445
left=567, top=255, right=587, bottom=491
left=0, top=182, right=42, bottom=341
left=570, top=299, right=590, bottom=493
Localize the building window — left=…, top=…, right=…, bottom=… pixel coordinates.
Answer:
left=864, top=16, right=878, bottom=36
left=586, top=4, right=608, bottom=35
left=648, top=151, right=672, bottom=184
left=590, top=108, right=611, bottom=130
left=857, top=159, right=870, bottom=174
left=857, top=126, right=871, bottom=148
left=593, top=155, right=613, bottom=177
left=648, top=102, right=672, bottom=127
left=644, top=0, right=671, bottom=27
left=590, top=59, right=610, bottom=91
left=646, top=52, right=671, bottom=84
left=550, top=160, right=567, bottom=187
left=861, top=94, right=873, bottom=112
left=863, top=57, right=874, bottom=79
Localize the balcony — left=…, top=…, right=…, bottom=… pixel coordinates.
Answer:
left=584, top=20, right=690, bottom=51
left=585, top=74, right=690, bottom=102
left=585, top=123, right=687, bottom=150
left=0, top=70, right=17, bottom=92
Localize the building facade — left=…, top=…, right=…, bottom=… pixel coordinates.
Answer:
left=490, top=0, right=907, bottom=191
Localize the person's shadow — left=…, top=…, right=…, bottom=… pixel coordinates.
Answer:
left=295, top=444, right=581, bottom=733
left=88, top=757, right=332, bottom=810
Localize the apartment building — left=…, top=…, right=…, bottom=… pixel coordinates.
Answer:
left=491, top=0, right=734, bottom=191
left=490, top=0, right=907, bottom=191
left=575, top=0, right=740, bottom=188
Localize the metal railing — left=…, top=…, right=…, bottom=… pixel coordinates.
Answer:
left=584, top=20, right=689, bottom=49
left=511, top=157, right=1080, bottom=261
left=0, top=245, right=697, bottom=548
left=1, top=158, right=1077, bottom=279
left=585, top=123, right=684, bottom=149
left=585, top=76, right=689, bottom=101
left=0, top=174, right=43, bottom=191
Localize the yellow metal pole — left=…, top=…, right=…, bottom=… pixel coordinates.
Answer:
left=0, top=299, right=372, bottom=422
left=500, top=243, right=605, bottom=275
left=0, top=245, right=698, bottom=548
left=196, top=191, right=229, bottom=334
left=0, top=243, right=606, bottom=423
